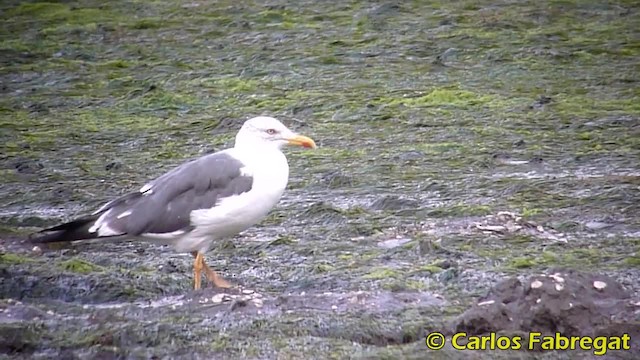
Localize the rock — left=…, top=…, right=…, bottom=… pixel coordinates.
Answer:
left=320, top=170, right=354, bottom=188
left=369, top=195, right=419, bottom=211
left=585, top=221, right=615, bottom=231
left=105, top=161, right=123, bottom=171
left=13, top=159, right=44, bottom=174
left=529, top=95, right=553, bottom=110
left=395, top=151, right=424, bottom=162
left=377, top=237, right=412, bottom=249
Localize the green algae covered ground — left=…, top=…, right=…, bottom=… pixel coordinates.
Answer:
left=1, top=0, right=639, bottom=359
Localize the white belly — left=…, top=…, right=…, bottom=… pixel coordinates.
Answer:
left=172, top=149, right=289, bottom=253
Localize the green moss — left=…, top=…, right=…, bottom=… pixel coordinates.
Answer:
left=129, top=18, right=165, bottom=30
left=520, top=208, right=543, bottom=218
left=503, top=235, right=535, bottom=244
left=204, top=78, right=259, bottom=93
left=7, top=2, right=116, bottom=27
left=7, top=2, right=68, bottom=17
left=313, top=263, right=336, bottom=273
left=99, top=60, right=134, bottom=69
left=417, top=264, right=443, bottom=274
left=257, top=10, right=287, bottom=22
left=0, top=253, right=34, bottom=265
left=363, top=268, right=399, bottom=280
left=360, top=251, right=381, bottom=262
left=375, top=88, right=495, bottom=108
left=57, top=259, right=104, bottom=274
left=508, top=257, right=537, bottom=269
left=564, top=248, right=611, bottom=266
left=623, top=256, right=640, bottom=267
left=268, top=235, right=297, bottom=247
left=417, top=142, right=465, bottom=154
left=405, top=280, right=428, bottom=290
left=554, top=95, right=640, bottom=117
left=319, top=55, right=341, bottom=65
left=540, top=251, right=560, bottom=264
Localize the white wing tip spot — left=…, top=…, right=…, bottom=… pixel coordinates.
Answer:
left=117, top=210, right=133, bottom=219
left=239, top=166, right=253, bottom=177
left=140, top=183, right=154, bottom=195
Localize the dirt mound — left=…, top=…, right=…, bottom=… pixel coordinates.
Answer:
left=451, top=268, right=640, bottom=357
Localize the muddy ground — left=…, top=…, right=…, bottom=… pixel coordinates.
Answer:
left=1, top=0, right=639, bottom=359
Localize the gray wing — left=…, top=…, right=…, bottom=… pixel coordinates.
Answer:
left=95, top=151, right=253, bottom=236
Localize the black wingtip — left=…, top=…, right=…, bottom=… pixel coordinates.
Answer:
left=28, top=215, right=100, bottom=244
left=28, top=229, right=66, bottom=244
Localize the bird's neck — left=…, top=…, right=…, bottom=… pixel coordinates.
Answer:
left=234, top=140, right=282, bottom=154
left=231, top=144, right=288, bottom=175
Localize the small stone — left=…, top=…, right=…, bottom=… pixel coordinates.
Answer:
left=531, top=280, right=543, bottom=289
left=585, top=221, right=614, bottom=231
left=331, top=305, right=338, bottom=310
left=242, top=289, right=254, bottom=295
left=477, top=300, right=495, bottom=306
left=211, top=294, right=226, bottom=303
left=555, top=283, right=564, bottom=291
left=253, top=299, right=263, bottom=308
left=593, top=281, right=607, bottom=290
left=378, top=237, right=412, bottom=249
left=549, top=273, right=565, bottom=283
left=32, top=246, right=42, bottom=255
left=536, top=298, right=541, bottom=304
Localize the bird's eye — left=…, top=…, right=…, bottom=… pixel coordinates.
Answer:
left=266, top=129, right=277, bottom=135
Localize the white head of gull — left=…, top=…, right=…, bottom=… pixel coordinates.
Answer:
left=30, top=116, right=316, bottom=290
left=235, top=116, right=315, bottom=150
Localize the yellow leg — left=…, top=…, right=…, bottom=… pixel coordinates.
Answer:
left=193, top=251, right=203, bottom=290
left=191, top=251, right=232, bottom=289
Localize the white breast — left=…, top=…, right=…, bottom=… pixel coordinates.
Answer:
left=175, top=148, right=290, bottom=253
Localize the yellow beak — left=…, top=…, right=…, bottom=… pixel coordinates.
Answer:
left=287, top=134, right=317, bottom=149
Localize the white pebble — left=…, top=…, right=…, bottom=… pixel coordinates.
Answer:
left=477, top=300, right=495, bottom=306
left=593, top=281, right=607, bottom=290
left=549, top=273, right=565, bottom=283
left=32, top=246, right=42, bottom=255
left=211, top=294, right=226, bottom=303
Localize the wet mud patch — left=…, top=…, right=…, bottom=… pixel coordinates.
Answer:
left=0, top=275, right=448, bottom=358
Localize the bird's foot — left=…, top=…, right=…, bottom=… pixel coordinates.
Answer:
left=203, top=265, right=233, bottom=288
left=191, top=251, right=233, bottom=290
